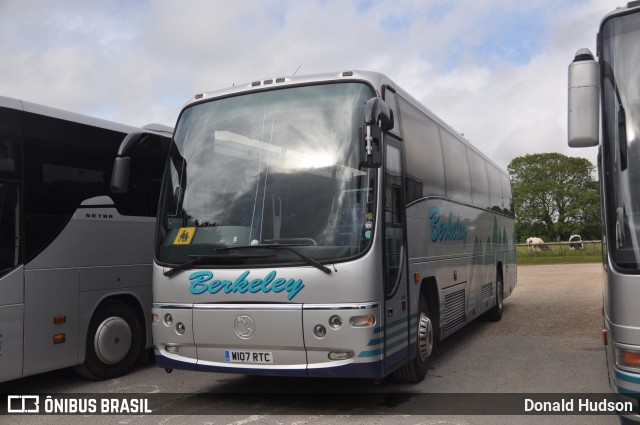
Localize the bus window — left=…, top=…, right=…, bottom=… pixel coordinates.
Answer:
left=0, top=183, right=19, bottom=276
left=441, top=130, right=472, bottom=204
left=500, top=173, right=514, bottom=216
left=0, top=107, right=22, bottom=179
left=398, top=96, right=445, bottom=202
left=384, top=141, right=405, bottom=297
left=468, top=148, right=490, bottom=210
left=486, top=164, right=503, bottom=213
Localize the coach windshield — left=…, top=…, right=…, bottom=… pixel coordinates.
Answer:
left=156, top=83, right=378, bottom=269
left=602, top=11, right=640, bottom=271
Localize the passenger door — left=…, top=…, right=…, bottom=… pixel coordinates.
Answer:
left=382, top=138, right=409, bottom=371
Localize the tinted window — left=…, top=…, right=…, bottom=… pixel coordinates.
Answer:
left=22, top=113, right=124, bottom=259
left=0, top=183, right=20, bottom=275
left=500, top=173, right=514, bottom=216
left=441, top=129, right=472, bottom=204
left=0, top=107, right=22, bottom=180
left=398, top=96, right=445, bottom=202
left=384, top=141, right=405, bottom=297
left=383, top=88, right=401, bottom=138
left=468, top=149, right=490, bottom=209
left=486, top=164, right=503, bottom=212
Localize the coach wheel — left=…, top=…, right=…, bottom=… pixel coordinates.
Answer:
left=487, top=276, right=504, bottom=322
left=417, top=305, right=434, bottom=362
left=74, top=299, right=143, bottom=380
left=394, top=296, right=434, bottom=383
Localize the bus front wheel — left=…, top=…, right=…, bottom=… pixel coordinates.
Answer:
left=74, top=299, right=143, bottom=380
left=394, top=296, right=434, bottom=383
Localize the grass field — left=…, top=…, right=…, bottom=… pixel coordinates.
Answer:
left=516, top=241, right=602, bottom=265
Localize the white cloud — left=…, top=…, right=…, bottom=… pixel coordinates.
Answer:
left=0, top=0, right=624, bottom=169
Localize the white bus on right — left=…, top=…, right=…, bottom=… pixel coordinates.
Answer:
left=568, top=2, right=640, bottom=423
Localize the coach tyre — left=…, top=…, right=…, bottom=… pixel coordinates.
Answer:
left=487, top=273, right=504, bottom=322
left=394, top=295, right=434, bottom=383
left=74, top=299, right=143, bottom=380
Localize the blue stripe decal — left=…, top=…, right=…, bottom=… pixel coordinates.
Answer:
left=617, top=387, right=640, bottom=398
left=358, top=347, right=383, bottom=358
left=359, top=338, right=408, bottom=358
left=385, top=337, right=408, bottom=352
left=367, top=337, right=384, bottom=346
left=374, top=314, right=418, bottom=334
left=360, top=314, right=416, bottom=357
left=373, top=318, right=403, bottom=335
left=615, top=369, right=640, bottom=385
left=365, top=325, right=408, bottom=347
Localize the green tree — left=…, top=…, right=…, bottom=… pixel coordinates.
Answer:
left=508, top=153, right=600, bottom=242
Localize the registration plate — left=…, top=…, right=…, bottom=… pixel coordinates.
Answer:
left=224, top=350, right=274, bottom=364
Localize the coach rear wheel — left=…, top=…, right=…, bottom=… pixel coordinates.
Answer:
left=74, top=300, right=143, bottom=380
left=487, top=276, right=504, bottom=322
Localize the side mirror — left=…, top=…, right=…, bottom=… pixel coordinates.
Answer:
left=110, top=131, right=159, bottom=194
left=364, top=97, right=394, bottom=129
left=568, top=48, right=600, bottom=147
left=110, top=131, right=149, bottom=194
left=361, top=98, right=394, bottom=168
left=110, top=157, right=131, bottom=193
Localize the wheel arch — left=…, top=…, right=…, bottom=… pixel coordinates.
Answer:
left=78, top=291, right=150, bottom=364
left=419, top=276, right=441, bottom=340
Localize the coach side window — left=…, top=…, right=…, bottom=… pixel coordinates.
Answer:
left=22, top=113, right=119, bottom=260
left=0, top=107, right=22, bottom=179
left=468, top=149, right=490, bottom=210
left=397, top=96, right=445, bottom=202
left=384, top=141, right=405, bottom=297
left=382, top=88, right=401, bottom=138
left=486, top=164, right=503, bottom=213
left=441, top=130, right=472, bottom=204
left=500, top=173, right=514, bottom=216
left=0, top=184, right=19, bottom=275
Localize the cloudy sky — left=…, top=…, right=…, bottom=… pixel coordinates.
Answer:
left=0, top=0, right=623, bottom=169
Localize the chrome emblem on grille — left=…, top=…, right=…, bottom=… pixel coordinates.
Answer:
left=234, top=315, right=255, bottom=339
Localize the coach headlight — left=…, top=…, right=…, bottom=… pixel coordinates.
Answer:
left=329, top=315, right=342, bottom=329
left=314, top=324, right=327, bottom=338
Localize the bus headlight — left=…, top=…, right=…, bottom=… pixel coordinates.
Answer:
left=615, top=346, right=640, bottom=372
left=314, top=324, right=327, bottom=338
left=329, top=315, right=342, bottom=329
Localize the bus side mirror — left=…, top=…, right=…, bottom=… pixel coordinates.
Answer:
left=361, top=98, right=394, bottom=168
left=568, top=48, right=600, bottom=147
left=110, top=157, right=131, bottom=193
left=364, top=97, right=394, bottom=130
left=110, top=131, right=152, bottom=194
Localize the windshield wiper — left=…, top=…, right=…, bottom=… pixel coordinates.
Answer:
left=215, top=244, right=332, bottom=274
left=163, top=252, right=275, bottom=277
